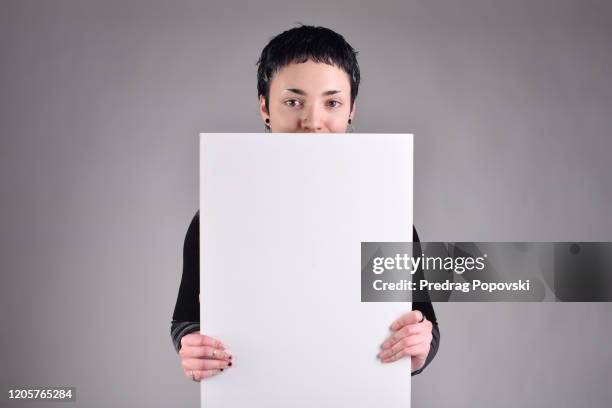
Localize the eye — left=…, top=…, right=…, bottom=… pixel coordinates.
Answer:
left=284, top=99, right=303, bottom=108
left=326, top=100, right=342, bottom=108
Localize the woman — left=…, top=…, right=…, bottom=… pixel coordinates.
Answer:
left=171, top=25, right=440, bottom=382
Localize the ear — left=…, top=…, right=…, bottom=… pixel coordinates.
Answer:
left=259, top=95, right=269, bottom=122
left=349, top=100, right=356, bottom=120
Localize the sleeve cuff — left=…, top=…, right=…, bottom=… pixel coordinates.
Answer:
left=170, top=321, right=200, bottom=353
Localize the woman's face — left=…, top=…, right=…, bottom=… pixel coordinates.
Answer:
left=259, top=59, right=355, bottom=133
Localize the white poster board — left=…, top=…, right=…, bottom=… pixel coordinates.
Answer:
left=200, top=133, right=413, bottom=407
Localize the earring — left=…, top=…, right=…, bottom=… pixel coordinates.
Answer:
left=347, top=118, right=354, bottom=133
left=265, top=118, right=271, bottom=133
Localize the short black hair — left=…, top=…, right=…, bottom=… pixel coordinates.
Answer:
left=256, top=25, right=360, bottom=112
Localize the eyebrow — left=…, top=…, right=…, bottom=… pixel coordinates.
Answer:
left=283, top=88, right=343, bottom=96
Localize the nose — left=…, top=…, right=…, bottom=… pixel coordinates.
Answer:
left=301, top=104, right=324, bottom=132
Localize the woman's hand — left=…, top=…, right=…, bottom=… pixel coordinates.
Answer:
left=179, top=332, right=232, bottom=381
left=179, top=293, right=232, bottom=382
left=377, top=310, right=433, bottom=373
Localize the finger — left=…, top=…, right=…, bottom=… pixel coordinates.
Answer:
left=382, top=339, right=430, bottom=363
left=381, top=323, right=425, bottom=349
left=194, top=369, right=224, bottom=380
left=390, top=310, right=424, bottom=331
left=184, top=368, right=198, bottom=381
left=180, top=346, right=232, bottom=360
left=199, top=369, right=224, bottom=380
left=182, top=358, right=231, bottom=371
left=379, top=331, right=427, bottom=360
left=185, top=369, right=223, bottom=381
left=181, top=334, right=225, bottom=349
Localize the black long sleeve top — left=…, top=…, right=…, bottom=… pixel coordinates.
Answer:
left=171, top=211, right=440, bottom=376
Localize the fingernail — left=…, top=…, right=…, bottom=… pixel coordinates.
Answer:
left=228, top=362, right=233, bottom=367
left=220, top=368, right=224, bottom=372
left=228, top=355, right=233, bottom=360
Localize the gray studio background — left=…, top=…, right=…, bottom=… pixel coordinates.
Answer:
left=1, top=0, right=611, bottom=407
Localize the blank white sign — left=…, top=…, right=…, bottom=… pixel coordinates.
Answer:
left=200, top=133, right=413, bottom=407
